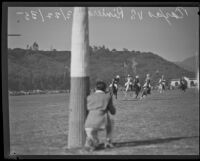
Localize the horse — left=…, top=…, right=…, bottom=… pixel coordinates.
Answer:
left=109, top=81, right=118, bottom=99
left=140, top=80, right=151, bottom=100
left=123, top=80, right=135, bottom=99
left=142, top=86, right=151, bottom=95
left=179, top=79, right=187, bottom=92
left=158, top=81, right=166, bottom=93
left=132, top=79, right=141, bottom=98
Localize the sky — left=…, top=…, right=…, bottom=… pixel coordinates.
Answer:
left=7, top=7, right=199, bottom=62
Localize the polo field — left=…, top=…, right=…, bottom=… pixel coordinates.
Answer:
left=9, top=88, right=199, bottom=155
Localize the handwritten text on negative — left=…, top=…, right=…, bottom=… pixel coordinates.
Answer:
left=16, top=7, right=189, bottom=26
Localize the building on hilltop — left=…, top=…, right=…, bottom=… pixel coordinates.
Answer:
left=170, top=77, right=198, bottom=89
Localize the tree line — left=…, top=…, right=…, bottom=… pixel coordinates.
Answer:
left=8, top=70, right=70, bottom=91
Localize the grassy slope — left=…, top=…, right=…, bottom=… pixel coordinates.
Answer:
left=8, top=49, right=195, bottom=88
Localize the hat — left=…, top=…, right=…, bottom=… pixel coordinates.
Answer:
left=136, top=75, right=139, bottom=78
left=116, top=75, right=120, bottom=78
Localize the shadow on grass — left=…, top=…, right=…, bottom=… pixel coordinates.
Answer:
left=149, top=97, right=181, bottom=101
left=64, top=136, right=199, bottom=153
left=112, top=136, right=199, bottom=149
left=120, top=99, right=139, bottom=101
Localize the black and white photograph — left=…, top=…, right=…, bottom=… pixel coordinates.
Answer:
left=2, top=2, right=199, bottom=158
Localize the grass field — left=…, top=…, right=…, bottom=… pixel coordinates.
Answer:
left=9, top=88, right=199, bottom=156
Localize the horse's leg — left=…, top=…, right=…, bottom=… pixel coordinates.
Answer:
left=138, top=87, right=141, bottom=98
left=137, top=87, right=141, bottom=99
left=110, top=90, right=112, bottom=96
left=137, top=88, right=140, bottom=98
left=124, top=91, right=127, bottom=98
left=140, top=89, right=144, bottom=100
left=114, top=91, right=117, bottom=99
left=163, top=85, right=165, bottom=93
left=123, top=89, right=128, bottom=100
left=134, top=86, right=138, bottom=98
left=135, top=90, right=138, bottom=98
left=123, top=85, right=128, bottom=99
left=143, top=89, right=147, bottom=98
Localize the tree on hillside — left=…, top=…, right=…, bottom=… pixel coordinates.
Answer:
left=112, top=48, right=117, bottom=52
left=89, top=45, right=93, bottom=54
left=32, top=42, right=39, bottom=51
left=123, top=48, right=129, bottom=52
left=105, top=47, right=110, bottom=53
left=92, top=45, right=98, bottom=52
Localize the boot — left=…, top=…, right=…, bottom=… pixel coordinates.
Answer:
left=104, top=138, right=114, bottom=148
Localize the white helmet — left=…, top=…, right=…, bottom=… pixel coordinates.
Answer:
left=136, top=75, right=139, bottom=78
left=116, top=75, right=120, bottom=78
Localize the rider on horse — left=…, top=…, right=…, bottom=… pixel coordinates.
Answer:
left=109, top=75, right=120, bottom=99
left=140, top=74, right=151, bottom=100
left=123, top=74, right=134, bottom=99
left=158, top=75, right=166, bottom=93
left=179, top=76, right=187, bottom=92
left=125, top=74, right=133, bottom=91
left=133, top=75, right=141, bottom=98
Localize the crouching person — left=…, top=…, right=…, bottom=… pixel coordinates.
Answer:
left=84, top=80, right=116, bottom=151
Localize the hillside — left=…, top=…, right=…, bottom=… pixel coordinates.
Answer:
left=7, top=48, right=195, bottom=91
left=174, top=55, right=198, bottom=73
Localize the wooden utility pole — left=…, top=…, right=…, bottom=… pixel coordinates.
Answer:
left=195, top=52, right=199, bottom=91
left=67, top=7, right=90, bottom=149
